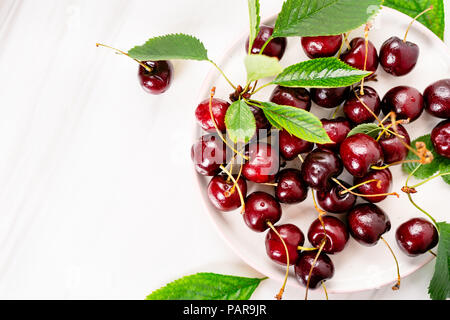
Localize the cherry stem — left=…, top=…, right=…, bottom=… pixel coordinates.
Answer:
left=410, top=172, right=450, bottom=189
left=337, top=33, right=348, bottom=57
left=322, top=282, right=329, bottom=300
left=96, top=43, right=153, bottom=73
left=429, top=250, right=437, bottom=257
left=304, top=238, right=326, bottom=300
left=380, top=236, right=401, bottom=291
left=267, top=221, right=289, bottom=300
left=229, top=163, right=244, bottom=194
left=331, top=178, right=399, bottom=199
left=371, top=159, right=421, bottom=171
left=404, top=6, right=433, bottom=42
left=258, top=36, right=273, bottom=56
left=298, top=154, right=304, bottom=163
left=354, top=90, right=385, bottom=128
left=339, top=179, right=380, bottom=195
left=298, top=246, right=318, bottom=251
left=207, top=60, right=237, bottom=90
left=251, top=82, right=273, bottom=95
left=219, top=165, right=245, bottom=214
left=360, top=24, right=370, bottom=96
left=330, top=105, right=341, bottom=119
left=262, top=182, right=278, bottom=187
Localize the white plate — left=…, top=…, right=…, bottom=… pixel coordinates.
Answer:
left=194, top=7, right=450, bottom=294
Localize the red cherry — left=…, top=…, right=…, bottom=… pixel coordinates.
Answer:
left=270, top=86, right=311, bottom=111
left=207, top=175, right=247, bottom=212
left=379, top=36, right=419, bottom=76
left=317, top=118, right=352, bottom=151
left=307, top=216, right=349, bottom=254
left=378, top=122, right=411, bottom=164
left=301, top=35, right=343, bottom=59
left=195, top=98, right=230, bottom=132
left=243, top=192, right=282, bottom=232
left=265, top=224, right=305, bottom=265
left=191, top=134, right=228, bottom=176
left=424, top=79, right=450, bottom=119
left=279, top=130, right=314, bottom=161
left=138, top=60, right=173, bottom=95
left=396, top=218, right=439, bottom=257
left=295, top=251, right=334, bottom=289
left=431, top=119, right=450, bottom=159
left=275, top=169, right=308, bottom=204
left=343, top=86, right=381, bottom=125
left=246, top=25, right=287, bottom=60
left=340, top=37, right=379, bottom=72
left=354, top=168, right=393, bottom=203
left=242, top=143, right=280, bottom=183
left=381, top=86, right=424, bottom=122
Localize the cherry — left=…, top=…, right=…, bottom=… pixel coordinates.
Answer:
left=279, top=129, right=314, bottom=161
left=343, top=86, right=381, bottom=124
left=301, top=149, right=343, bottom=191
left=424, top=79, right=450, bottom=119
left=138, top=60, right=174, bottom=95
left=275, top=169, right=308, bottom=204
left=381, top=86, right=424, bottom=122
left=308, top=216, right=349, bottom=254
left=191, top=134, right=228, bottom=176
left=316, top=179, right=357, bottom=214
left=396, top=218, right=439, bottom=257
left=347, top=203, right=391, bottom=246
left=246, top=25, right=287, bottom=60
left=243, top=192, right=282, bottom=232
left=354, top=168, right=393, bottom=203
left=270, top=86, right=311, bottom=111
left=195, top=98, right=230, bottom=132
left=242, top=143, right=280, bottom=183
left=301, top=35, right=343, bottom=59
left=340, top=133, right=384, bottom=178
left=310, top=87, right=350, bottom=109
left=378, top=122, right=411, bottom=164
left=431, top=119, right=450, bottom=158
left=265, top=224, right=305, bottom=265
left=379, top=37, right=419, bottom=76
left=207, top=175, right=247, bottom=212
left=340, top=37, right=379, bottom=72
left=317, top=118, right=352, bottom=151
left=295, top=251, right=334, bottom=289
left=249, top=105, right=271, bottom=130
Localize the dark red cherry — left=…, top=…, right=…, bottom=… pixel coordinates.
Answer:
left=396, top=218, right=439, bottom=257
left=249, top=105, right=271, bottom=130
left=246, top=25, right=287, bottom=60
left=316, top=179, right=357, bottom=214
left=191, top=134, right=228, bottom=176
left=279, top=130, right=314, bottom=161
left=195, top=98, right=230, bottom=132
left=311, top=87, right=350, bottom=109
left=340, top=133, right=384, bottom=178
left=381, top=86, right=424, bottom=122
left=354, top=168, right=392, bottom=203
left=347, top=203, right=391, bottom=246
left=275, top=169, right=308, bottom=204
left=301, top=35, right=343, bottom=59
left=340, top=37, right=379, bottom=72
left=207, top=175, right=247, bottom=212
left=307, top=216, right=349, bottom=254
left=317, top=118, right=352, bottom=151
left=300, top=149, right=343, bottom=191
left=380, top=36, right=419, bottom=76
left=242, top=143, right=279, bottom=183
left=424, top=79, right=450, bottom=119
left=243, top=192, right=282, bottom=232
left=431, top=119, right=450, bottom=158
left=270, top=86, right=311, bottom=111
left=265, top=224, right=305, bottom=265
left=295, top=251, right=334, bottom=289
left=378, top=122, right=411, bottom=164
left=138, top=60, right=173, bottom=95
left=343, top=86, right=381, bottom=124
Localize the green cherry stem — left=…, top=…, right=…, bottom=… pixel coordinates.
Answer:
left=251, top=82, right=273, bottom=95
left=207, top=60, right=237, bottom=90
left=410, top=172, right=450, bottom=189
left=96, top=43, right=153, bottom=73
left=258, top=36, right=273, bottom=56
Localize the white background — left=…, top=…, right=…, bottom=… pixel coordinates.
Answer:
left=0, top=0, right=448, bottom=299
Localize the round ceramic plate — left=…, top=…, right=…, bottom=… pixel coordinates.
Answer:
left=194, top=7, right=450, bottom=293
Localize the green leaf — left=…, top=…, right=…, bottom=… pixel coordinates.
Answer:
left=439, top=158, right=450, bottom=185
left=347, top=123, right=381, bottom=138
left=128, top=34, right=208, bottom=61
left=247, top=0, right=261, bottom=52
left=245, top=55, right=283, bottom=82
left=272, top=58, right=372, bottom=88
left=428, top=222, right=450, bottom=300
left=402, top=134, right=441, bottom=179
left=384, top=0, right=445, bottom=40
left=260, top=102, right=332, bottom=144
left=273, top=0, right=382, bottom=38
left=225, top=100, right=256, bottom=143
left=146, top=273, right=265, bottom=300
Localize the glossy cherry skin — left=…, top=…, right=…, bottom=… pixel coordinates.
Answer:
left=295, top=251, right=334, bottom=289
left=317, top=118, right=352, bottom=151
left=340, top=133, right=384, bottom=178
left=275, top=169, right=308, bottom=204
left=300, top=149, right=343, bottom=191
left=424, top=79, right=450, bottom=119
left=195, top=98, right=230, bottom=132
left=246, top=25, right=287, bottom=60
left=242, top=143, right=279, bottom=183
left=243, top=192, right=282, bottom=232
left=207, top=175, right=247, bottom=212
left=249, top=105, right=271, bottom=130
left=301, top=35, right=343, bottom=59
left=343, top=86, right=381, bottom=124
left=138, top=60, right=173, bottom=95
left=270, top=86, right=311, bottom=111
left=347, top=203, right=391, bottom=246
left=381, top=86, right=424, bottom=122
left=311, top=87, right=350, bottom=109
left=308, top=216, right=349, bottom=254
left=265, top=224, right=305, bottom=265
left=340, top=38, right=379, bottom=72
left=279, top=130, right=314, bottom=161
left=379, top=36, right=419, bottom=76
left=191, top=134, right=228, bottom=176
left=378, top=122, right=411, bottom=164
left=396, top=218, right=439, bottom=257
left=431, top=119, right=450, bottom=158
left=316, top=179, right=357, bottom=214
left=354, top=168, right=392, bottom=203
